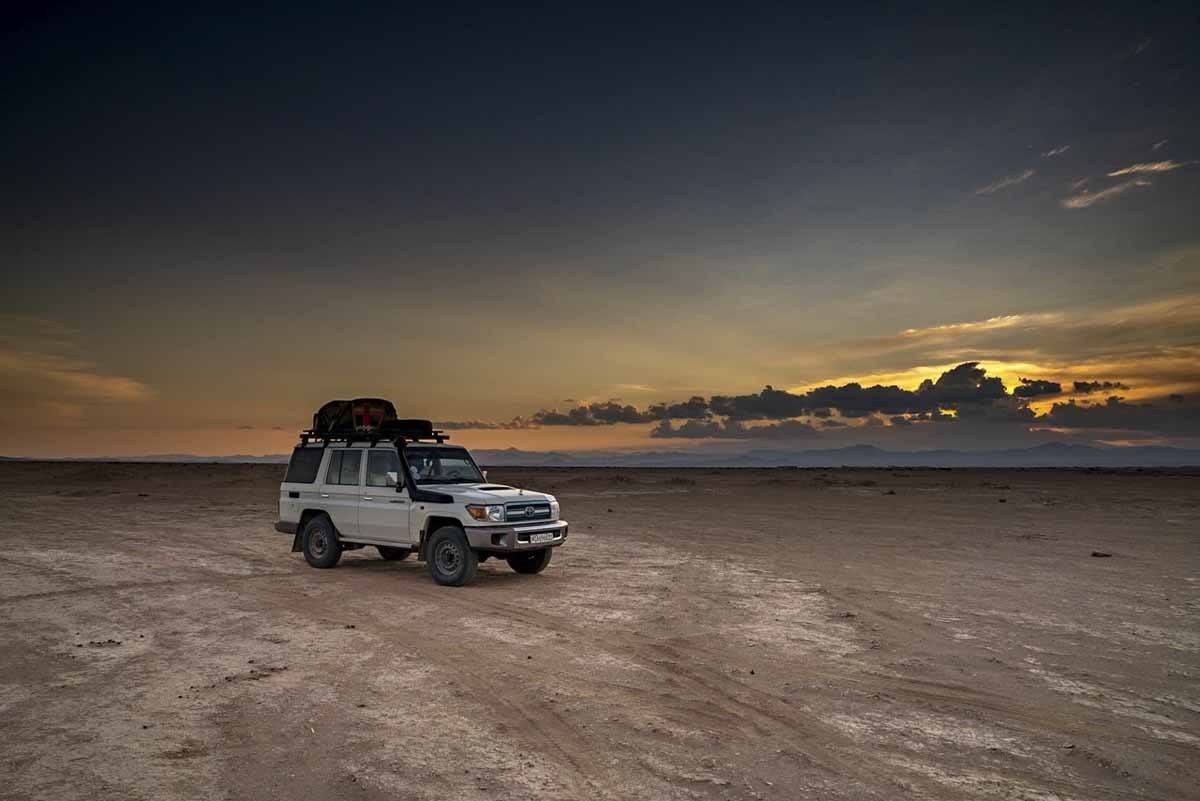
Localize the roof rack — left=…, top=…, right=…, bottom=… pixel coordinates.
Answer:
left=297, top=428, right=449, bottom=447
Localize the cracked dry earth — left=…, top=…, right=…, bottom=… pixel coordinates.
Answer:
left=1, top=463, right=1199, bottom=800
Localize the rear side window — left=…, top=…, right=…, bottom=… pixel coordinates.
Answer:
left=325, top=449, right=362, bottom=485
left=284, top=447, right=323, bottom=484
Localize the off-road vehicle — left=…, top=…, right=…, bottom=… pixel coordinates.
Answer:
left=274, top=399, right=567, bottom=586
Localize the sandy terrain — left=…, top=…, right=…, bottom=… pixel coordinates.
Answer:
left=1, top=463, right=1198, bottom=800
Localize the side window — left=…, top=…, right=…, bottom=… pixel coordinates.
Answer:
left=367, top=450, right=401, bottom=488
left=324, top=450, right=343, bottom=484
left=324, top=450, right=362, bottom=486
left=337, top=450, right=362, bottom=485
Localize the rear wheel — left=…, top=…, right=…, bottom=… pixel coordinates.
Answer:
left=301, top=515, right=342, bottom=568
left=507, top=548, right=552, bottom=575
left=427, top=527, right=478, bottom=586
left=376, top=545, right=411, bottom=561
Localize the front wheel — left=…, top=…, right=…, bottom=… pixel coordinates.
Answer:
left=301, top=515, right=342, bottom=569
left=427, top=527, right=478, bottom=586
left=376, top=545, right=411, bottom=561
left=506, top=548, right=552, bottom=575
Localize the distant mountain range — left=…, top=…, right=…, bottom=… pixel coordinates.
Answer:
left=4, top=443, right=1198, bottom=467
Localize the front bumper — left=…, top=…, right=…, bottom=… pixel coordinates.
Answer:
left=463, top=519, right=568, bottom=552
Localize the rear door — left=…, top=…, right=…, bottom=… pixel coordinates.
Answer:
left=319, top=448, right=363, bottom=537
left=358, top=448, right=413, bottom=545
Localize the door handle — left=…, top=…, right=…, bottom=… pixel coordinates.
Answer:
left=320, top=493, right=330, bottom=498
left=361, top=496, right=373, bottom=501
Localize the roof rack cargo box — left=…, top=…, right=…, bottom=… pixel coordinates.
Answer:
left=313, top=398, right=398, bottom=433
left=379, top=418, right=436, bottom=439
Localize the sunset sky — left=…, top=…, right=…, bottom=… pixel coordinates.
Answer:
left=3, top=4, right=1198, bottom=458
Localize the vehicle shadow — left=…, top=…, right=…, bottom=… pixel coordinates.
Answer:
left=335, top=554, right=539, bottom=585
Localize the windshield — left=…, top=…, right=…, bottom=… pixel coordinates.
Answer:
left=404, top=447, right=484, bottom=484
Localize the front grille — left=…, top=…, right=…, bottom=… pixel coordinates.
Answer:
left=505, top=502, right=552, bottom=522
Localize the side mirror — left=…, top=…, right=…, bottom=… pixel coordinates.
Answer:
left=482, top=470, right=488, bottom=480
left=386, top=471, right=400, bottom=488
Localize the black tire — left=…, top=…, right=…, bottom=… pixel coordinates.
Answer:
left=427, top=527, right=478, bottom=586
left=301, top=515, right=342, bottom=569
left=506, top=548, right=553, bottom=575
left=376, top=545, right=411, bottom=561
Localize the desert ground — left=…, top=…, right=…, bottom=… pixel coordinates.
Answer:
left=1, top=463, right=1198, bottom=801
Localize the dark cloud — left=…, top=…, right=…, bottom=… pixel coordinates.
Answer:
left=708, top=386, right=809, bottom=420
left=955, top=396, right=1037, bottom=423
left=915, top=362, right=1007, bottom=406
left=459, top=363, right=1194, bottom=441
left=646, top=396, right=710, bottom=420
left=702, top=363, right=1009, bottom=422
left=807, top=383, right=931, bottom=416
left=651, top=419, right=820, bottom=440
left=1042, top=396, right=1200, bottom=435
left=586, top=401, right=658, bottom=425
left=528, top=401, right=656, bottom=426
left=1013, top=378, right=1063, bottom=398
left=525, top=363, right=1018, bottom=430
left=1073, top=380, right=1130, bottom=394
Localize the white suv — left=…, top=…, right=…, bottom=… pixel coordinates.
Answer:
left=274, top=418, right=567, bottom=586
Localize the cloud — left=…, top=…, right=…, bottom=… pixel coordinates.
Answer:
left=1073, top=380, right=1130, bottom=394
left=647, top=396, right=710, bottom=420
left=0, top=350, right=155, bottom=404
left=0, top=315, right=155, bottom=407
left=521, top=362, right=1018, bottom=431
left=701, top=364, right=1007, bottom=421
left=1060, top=179, right=1150, bottom=209
left=1107, top=160, right=1194, bottom=177
left=1041, top=145, right=1070, bottom=158
left=900, top=313, right=1062, bottom=339
left=915, top=361, right=1008, bottom=406
left=973, top=168, right=1035, bottom=196
left=1013, top=378, right=1063, bottom=398
left=447, top=292, right=1200, bottom=442
left=527, top=400, right=658, bottom=426
left=1043, top=396, right=1200, bottom=435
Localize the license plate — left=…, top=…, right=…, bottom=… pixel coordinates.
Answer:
left=529, top=531, right=556, bottom=544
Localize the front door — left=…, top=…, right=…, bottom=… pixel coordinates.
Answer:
left=319, top=448, right=363, bottom=537
left=358, top=448, right=413, bottom=545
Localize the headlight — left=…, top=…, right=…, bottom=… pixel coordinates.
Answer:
left=549, top=499, right=560, bottom=519
left=466, top=504, right=505, bottom=522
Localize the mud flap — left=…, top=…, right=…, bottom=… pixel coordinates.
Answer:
left=291, top=531, right=303, bottom=553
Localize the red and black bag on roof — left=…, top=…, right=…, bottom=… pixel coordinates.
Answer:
left=312, top=398, right=398, bottom=433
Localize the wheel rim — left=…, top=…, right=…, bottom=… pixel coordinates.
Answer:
left=310, top=531, right=327, bottom=557
left=434, top=540, right=462, bottom=574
